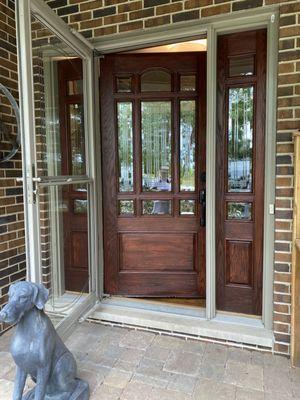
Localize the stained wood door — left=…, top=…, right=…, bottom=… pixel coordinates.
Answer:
left=101, top=53, right=206, bottom=297
left=58, top=59, right=89, bottom=292
left=216, top=30, right=267, bottom=315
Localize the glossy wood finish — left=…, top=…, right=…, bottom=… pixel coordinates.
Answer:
left=101, top=53, right=206, bottom=297
left=58, top=59, right=89, bottom=292
left=216, top=30, right=267, bottom=315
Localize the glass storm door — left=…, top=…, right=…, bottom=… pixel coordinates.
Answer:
left=16, top=0, right=97, bottom=328
left=101, top=53, right=206, bottom=297
left=216, top=30, right=267, bottom=315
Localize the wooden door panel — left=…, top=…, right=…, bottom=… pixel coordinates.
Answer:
left=118, top=272, right=199, bottom=297
left=101, top=53, right=206, bottom=298
left=120, top=233, right=195, bottom=272
left=71, top=231, right=88, bottom=268
left=225, top=240, right=253, bottom=287
left=216, top=30, right=266, bottom=315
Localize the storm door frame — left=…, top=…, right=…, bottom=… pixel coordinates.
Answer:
left=16, top=0, right=102, bottom=338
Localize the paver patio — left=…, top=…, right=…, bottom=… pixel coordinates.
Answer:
left=0, top=321, right=299, bottom=399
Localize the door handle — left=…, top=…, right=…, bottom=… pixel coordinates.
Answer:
left=199, top=189, right=206, bottom=227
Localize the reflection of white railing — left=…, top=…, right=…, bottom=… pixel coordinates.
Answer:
left=292, top=130, right=300, bottom=366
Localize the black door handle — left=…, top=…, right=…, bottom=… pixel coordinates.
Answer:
left=199, top=189, right=206, bottom=227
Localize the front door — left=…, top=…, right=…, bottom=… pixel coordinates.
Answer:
left=101, top=53, right=206, bottom=297
left=216, top=30, right=267, bottom=315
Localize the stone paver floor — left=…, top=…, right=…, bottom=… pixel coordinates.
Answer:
left=0, top=322, right=300, bottom=399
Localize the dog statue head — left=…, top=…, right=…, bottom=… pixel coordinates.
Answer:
left=0, top=281, right=49, bottom=324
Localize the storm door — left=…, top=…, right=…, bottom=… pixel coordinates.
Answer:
left=101, top=53, right=206, bottom=297
left=16, top=0, right=98, bottom=328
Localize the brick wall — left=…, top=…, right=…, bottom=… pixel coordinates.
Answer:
left=44, top=0, right=299, bottom=356
left=0, top=0, right=26, bottom=333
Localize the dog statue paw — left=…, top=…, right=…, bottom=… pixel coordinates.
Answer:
left=0, top=281, right=90, bottom=400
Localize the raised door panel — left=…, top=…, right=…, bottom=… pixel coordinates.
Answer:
left=120, top=233, right=195, bottom=272
left=225, top=240, right=253, bottom=287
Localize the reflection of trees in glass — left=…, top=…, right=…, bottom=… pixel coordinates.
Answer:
left=228, top=87, right=253, bottom=192
left=227, top=202, right=252, bottom=220
left=118, top=103, right=133, bottom=192
left=119, top=200, right=134, bottom=215
left=180, top=101, right=195, bottom=191
left=142, top=102, right=171, bottom=191
left=180, top=200, right=195, bottom=215
left=70, top=103, right=85, bottom=176
left=143, top=200, right=170, bottom=215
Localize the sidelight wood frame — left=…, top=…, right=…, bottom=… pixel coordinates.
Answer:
left=95, top=7, right=278, bottom=331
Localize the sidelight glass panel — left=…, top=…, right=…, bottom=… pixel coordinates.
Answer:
left=69, top=103, right=85, bottom=176
left=227, top=202, right=252, bottom=220
left=142, top=101, right=172, bottom=191
left=228, top=87, right=253, bottom=193
left=119, top=200, right=134, bottom=215
left=180, top=75, right=196, bottom=91
left=67, top=79, right=83, bottom=95
left=180, top=200, right=195, bottom=215
left=142, top=200, right=171, bottom=215
left=117, top=102, right=134, bottom=192
left=116, top=77, right=132, bottom=93
left=141, top=70, right=171, bottom=92
left=229, top=56, right=254, bottom=77
left=180, top=100, right=196, bottom=192
left=74, top=199, right=87, bottom=214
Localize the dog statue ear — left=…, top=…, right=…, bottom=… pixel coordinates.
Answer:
left=33, top=283, right=49, bottom=310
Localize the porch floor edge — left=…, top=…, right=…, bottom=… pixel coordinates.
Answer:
left=88, top=300, right=274, bottom=350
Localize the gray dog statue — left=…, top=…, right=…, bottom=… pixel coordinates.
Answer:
left=0, top=281, right=90, bottom=400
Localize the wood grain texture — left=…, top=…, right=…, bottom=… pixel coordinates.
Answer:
left=100, top=53, right=206, bottom=298
left=216, top=30, right=267, bottom=315
left=58, top=59, right=89, bottom=292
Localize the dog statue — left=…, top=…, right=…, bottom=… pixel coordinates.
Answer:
left=0, top=281, right=90, bottom=400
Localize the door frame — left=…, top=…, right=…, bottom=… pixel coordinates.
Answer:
left=94, top=7, right=278, bottom=331
left=16, top=0, right=102, bottom=339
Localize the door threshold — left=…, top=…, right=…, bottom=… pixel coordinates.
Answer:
left=102, top=296, right=206, bottom=318
left=88, top=297, right=274, bottom=350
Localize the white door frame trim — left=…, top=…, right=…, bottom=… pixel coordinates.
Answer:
left=94, top=7, right=279, bottom=330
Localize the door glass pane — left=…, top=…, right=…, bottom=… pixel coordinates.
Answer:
left=142, top=101, right=172, bottom=191
left=141, top=70, right=171, bottom=92
left=31, top=15, right=86, bottom=177
left=117, top=102, right=134, bottom=192
left=180, top=199, right=195, bottom=215
left=227, top=202, right=252, bottom=220
left=69, top=103, right=85, bottom=176
left=180, top=75, right=196, bottom=91
left=229, top=56, right=254, bottom=77
left=119, top=200, right=134, bottom=215
left=39, top=184, right=90, bottom=327
left=228, top=87, right=253, bottom=193
left=180, top=100, right=196, bottom=192
left=142, top=200, right=171, bottom=215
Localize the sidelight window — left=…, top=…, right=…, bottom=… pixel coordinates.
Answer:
left=227, top=86, right=254, bottom=193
